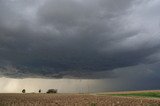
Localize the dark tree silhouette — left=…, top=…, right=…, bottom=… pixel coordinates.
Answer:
left=22, top=89, right=26, bottom=93
left=46, top=89, right=57, bottom=93
left=39, top=89, right=41, bottom=93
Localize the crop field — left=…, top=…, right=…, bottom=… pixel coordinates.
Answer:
left=110, top=92, right=160, bottom=98
left=0, top=91, right=160, bottom=106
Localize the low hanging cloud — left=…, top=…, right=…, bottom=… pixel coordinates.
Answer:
left=0, top=0, right=160, bottom=79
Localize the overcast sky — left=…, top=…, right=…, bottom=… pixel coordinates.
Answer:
left=0, top=0, right=160, bottom=92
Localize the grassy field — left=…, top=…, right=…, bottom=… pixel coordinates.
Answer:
left=0, top=91, right=160, bottom=106
left=110, top=92, right=160, bottom=98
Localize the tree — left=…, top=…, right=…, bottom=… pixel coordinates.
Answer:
left=46, top=89, right=57, bottom=93
left=22, top=89, right=26, bottom=93
left=39, top=89, right=41, bottom=93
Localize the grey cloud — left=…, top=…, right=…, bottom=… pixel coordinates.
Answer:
left=0, top=0, right=160, bottom=79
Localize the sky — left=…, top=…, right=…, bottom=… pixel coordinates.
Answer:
left=0, top=0, right=160, bottom=93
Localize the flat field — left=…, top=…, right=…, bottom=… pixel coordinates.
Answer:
left=0, top=91, right=160, bottom=106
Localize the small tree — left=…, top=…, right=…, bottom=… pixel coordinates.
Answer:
left=46, top=89, right=57, bottom=94
left=22, top=89, right=26, bottom=93
left=39, top=89, right=41, bottom=93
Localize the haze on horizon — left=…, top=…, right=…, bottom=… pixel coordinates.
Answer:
left=0, top=0, right=160, bottom=93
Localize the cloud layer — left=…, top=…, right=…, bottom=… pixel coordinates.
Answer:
left=0, top=0, right=160, bottom=79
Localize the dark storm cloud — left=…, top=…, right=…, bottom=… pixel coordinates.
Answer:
left=0, top=0, right=160, bottom=79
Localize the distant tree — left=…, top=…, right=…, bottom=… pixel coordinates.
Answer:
left=39, top=89, right=41, bottom=93
left=46, top=89, right=57, bottom=94
left=22, top=89, right=26, bottom=93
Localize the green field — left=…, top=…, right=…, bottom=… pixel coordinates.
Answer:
left=110, top=92, right=160, bottom=98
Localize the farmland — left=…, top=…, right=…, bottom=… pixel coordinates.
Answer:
left=0, top=91, right=160, bottom=106
left=110, top=92, right=160, bottom=98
